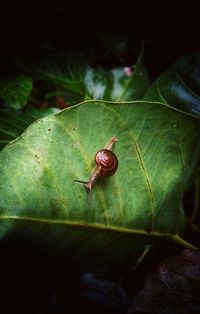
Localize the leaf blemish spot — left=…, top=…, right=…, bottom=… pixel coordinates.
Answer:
left=73, top=141, right=80, bottom=149
left=48, top=128, right=51, bottom=132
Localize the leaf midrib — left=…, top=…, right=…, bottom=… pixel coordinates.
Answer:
left=0, top=215, right=196, bottom=250
left=0, top=214, right=171, bottom=236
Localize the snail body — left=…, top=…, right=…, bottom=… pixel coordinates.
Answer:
left=74, top=137, right=118, bottom=194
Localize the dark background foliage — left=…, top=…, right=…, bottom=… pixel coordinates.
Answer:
left=1, top=1, right=200, bottom=77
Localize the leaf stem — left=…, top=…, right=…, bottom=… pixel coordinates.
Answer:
left=135, top=244, right=154, bottom=267
left=172, top=234, right=198, bottom=250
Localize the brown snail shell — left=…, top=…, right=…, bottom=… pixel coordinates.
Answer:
left=95, top=149, right=118, bottom=177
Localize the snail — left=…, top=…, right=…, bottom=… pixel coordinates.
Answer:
left=74, top=137, right=118, bottom=204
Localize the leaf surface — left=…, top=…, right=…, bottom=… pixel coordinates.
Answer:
left=0, top=100, right=199, bottom=268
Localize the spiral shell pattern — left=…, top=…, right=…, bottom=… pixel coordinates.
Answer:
left=95, top=149, right=118, bottom=177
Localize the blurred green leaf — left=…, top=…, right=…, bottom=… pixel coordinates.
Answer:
left=0, top=75, right=32, bottom=109
left=106, top=62, right=149, bottom=101
left=84, top=59, right=149, bottom=101
left=144, top=53, right=200, bottom=118
left=16, top=51, right=149, bottom=104
left=16, top=52, right=89, bottom=104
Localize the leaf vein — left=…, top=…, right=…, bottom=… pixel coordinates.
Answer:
left=157, top=79, right=167, bottom=103
left=176, top=71, right=200, bottom=101
left=99, top=103, right=157, bottom=230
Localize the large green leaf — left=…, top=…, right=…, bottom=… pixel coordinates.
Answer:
left=144, top=52, right=200, bottom=118
left=0, top=100, right=199, bottom=269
